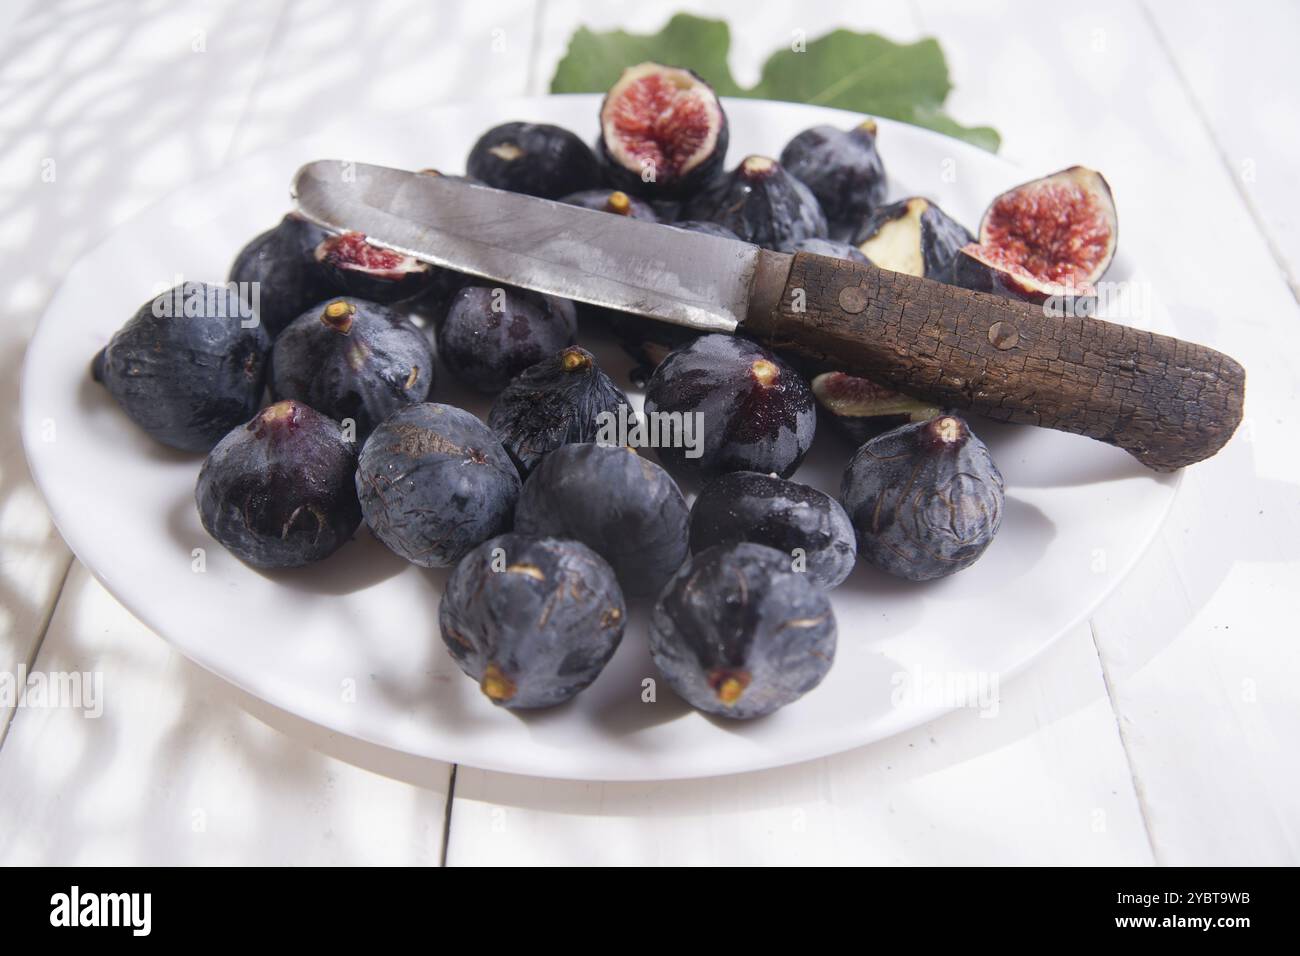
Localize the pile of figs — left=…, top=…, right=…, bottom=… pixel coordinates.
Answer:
left=91, top=61, right=1120, bottom=720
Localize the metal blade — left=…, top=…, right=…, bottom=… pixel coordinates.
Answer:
left=292, top=160, right=762, bottom=333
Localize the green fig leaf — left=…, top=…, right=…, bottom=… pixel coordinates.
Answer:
left=550, top=14, right=742, bottom=98
left=550, top=14, right=999, bottom=151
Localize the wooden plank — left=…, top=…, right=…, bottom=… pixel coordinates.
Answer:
left=910, top=0, right=1300, bottom=864
left=0, top=0, right=290, bottom=746
left=1144, top=0, right=1300, bottom=299
left=1093, top=1, right=1300, bottom=866
left=446, top=623, right=1152, bottom=865
left=0, top=0, right=540, bottom=864
left=0, top=563, right=450, bottom=865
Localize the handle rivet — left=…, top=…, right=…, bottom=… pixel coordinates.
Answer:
left=838, top=285, right=869, bottom=314
left=988, top=321, right=1020, bottom=350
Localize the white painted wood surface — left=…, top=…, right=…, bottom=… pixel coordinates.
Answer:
left=1, top=0, right=1295, bottom=865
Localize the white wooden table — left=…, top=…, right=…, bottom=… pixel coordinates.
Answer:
left=1, top=0, right=1296, bottom=866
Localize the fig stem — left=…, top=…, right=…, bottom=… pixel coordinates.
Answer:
left=321, top=299, right=356, bottom=334
left=480, top=663, right=516, bottom=703
left=751, top=358, right=780, bottom=387
left=561, top=348, right=591, bottom=372
left=716, top=675, right=747, bottom=705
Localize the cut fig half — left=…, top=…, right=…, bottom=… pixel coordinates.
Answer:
left=950, top=243, right=1096, bottom=303
left=598, top=62, right=729, bottom=199
left=314, top=231, right=433, bottom=304
left=853, top=197, right=973, bottom=280
left=812, top=371, right=941, bottom=445
left=953, top=166, right=1117, bottom=302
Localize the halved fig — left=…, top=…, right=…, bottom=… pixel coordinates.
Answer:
left=812, top=371, right=941, bottom=445
left=949, top=244, right=1095, bottom=303
left=852, top=197, right=973, bottom=280
left=681, top=155, right=828, bottom=251
left=314, top=231, right=433, bottom=304
left=952, top=166, right=1117, bottom=302
left=598, top=62, right=729, bottom=200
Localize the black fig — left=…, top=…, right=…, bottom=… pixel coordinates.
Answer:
left=436, top=284, right=578, bottom=393
left=779, top=119, right=887, bottom=239
left=92, top=282, right=270, bottom=453
left=467, top=121, right=602, bottom=199
left=812, top=371, right=941, bottom=445
left=644, top=334, right=816, bottom=480
left=689, top=471, right=857, bottom=589
left=356, top=403, right=520, bottom=567
left=228, top=213, right=335, bottom=337
left=513, top=443, right=690, bottom=599
left=650, top=542, right=837, bottom=719
left=196, top=400, right=361, bottom=569
left=487, top=346, right=629, bottom=476
left=840, top=415, right=1003, bottom=581
left=440, top=534, right=627, bottom=709
left=598, top=62, right=729, bottom=200
left=682, top=155, right=828, bottom=251
left=270, top=297, right=434, bottom=443
left=559, top=188, right=658, bottom=220
left=853, top=197, right=973, bottom=280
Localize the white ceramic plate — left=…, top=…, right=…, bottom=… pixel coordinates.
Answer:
left=21, top=95, right=1178, bottom=780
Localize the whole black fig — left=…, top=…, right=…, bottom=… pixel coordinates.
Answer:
left=440, top=534, right=627, bottom=709
left=196, top=400, right=361, bottom=569
left=468, top=122, right=602, bottom=199
left=688, top=471, right=857, bottom=589
left=650, top=542, right=837, bottom=719
left=682, top=155, right=828, bottom=251
left=841, top=415, right=1003, bottom=581
left=559, top=188, right=658, bottom=220
left=92, top=282, right=270, bottom=453
left=487, top=346, right=629, bottom=476
left=271, top=297, right=434, bottom=444
left=228, top=213, right=335, bottom=337
left=779, top=119, right=887, bottom=239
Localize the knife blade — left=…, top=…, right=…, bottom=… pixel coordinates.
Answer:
left=292, top=160, right=775, bottom=334
left=292, top=159, right=1245, bottom=470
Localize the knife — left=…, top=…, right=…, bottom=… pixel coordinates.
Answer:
left=292, top=160, right=1244, bottom=471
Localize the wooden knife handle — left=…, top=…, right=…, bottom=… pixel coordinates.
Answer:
left=744, top=252, right=1245, bottom=471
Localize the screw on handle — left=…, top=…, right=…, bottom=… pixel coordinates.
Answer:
left=744, top=252, right=1245, bottom=471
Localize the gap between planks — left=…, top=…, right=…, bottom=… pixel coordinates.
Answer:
left=0, top=555, right=74, bottom=755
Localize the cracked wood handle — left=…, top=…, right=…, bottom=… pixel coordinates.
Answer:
left=745, top=252, right=1245, bottom=471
